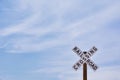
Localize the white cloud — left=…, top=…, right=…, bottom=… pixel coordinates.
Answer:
left=88, top=66, right=120, bottom=80
left=0, top=11, right=42, bottom=36
left=0, top=0, right=120, bottom=53
left=32, top=64, right=120, bottom=80
left=0, top=1, right=120, bottom=80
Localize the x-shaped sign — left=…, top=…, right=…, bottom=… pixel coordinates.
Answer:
left=72, top=46, right=98, bottom=71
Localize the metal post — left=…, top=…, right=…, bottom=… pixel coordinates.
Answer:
left=83, top=63, right=87, bottom=80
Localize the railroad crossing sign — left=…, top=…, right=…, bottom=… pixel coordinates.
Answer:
left=72, top=46, right=99, bottom=80
left=72, top=46, right=98, bottom=71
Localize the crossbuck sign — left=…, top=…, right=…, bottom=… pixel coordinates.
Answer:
left=72, top=46, right=98, bottom=71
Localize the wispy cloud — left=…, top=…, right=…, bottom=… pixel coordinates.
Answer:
left=32, top=64, right=120, bottom=80
left=1, top=1, right=120, bottom=53
left=0, top=0, right=120, bottom=80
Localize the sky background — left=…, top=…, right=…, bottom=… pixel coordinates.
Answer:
left=0, top=0, right=120, bottom=80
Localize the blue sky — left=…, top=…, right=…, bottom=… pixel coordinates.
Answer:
left=0, top=0, right=120, bottom=80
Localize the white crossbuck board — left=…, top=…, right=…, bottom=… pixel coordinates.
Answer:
left=72, top=46, right=98, bottom=71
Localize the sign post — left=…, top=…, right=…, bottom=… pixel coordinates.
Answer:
left=72, top=46, right=99, bottom=80
left=83, top=63, right=87, bottom=80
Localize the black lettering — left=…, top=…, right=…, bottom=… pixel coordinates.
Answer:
left=76, top=50, right=80, bottom=54
left=73, top=65, right=78, bottom=71
left=86, top=59, right=90, bottom=63
left=93, top=65, right=98, bottom=70
left=87, top=59, right=94, bottom=67
left=80, top=53, right=84, bottom=58
left=91, top=63, right=95, bottom=67
left=89, top=62, right=93, bottom=66
left=84, top=54, right=90, bottom=58
left=82, top=56, right=87, bottom=61
left=73, top=46, right=78, bottom=51
left=87, top=52, right=91, bottom=56
left=93, top=46, right=97, bottom=51
left=89, top=49, right=95, bottom=55
left=79, top=60, right=83, bottom=64
left=73, top=47, right=82, bottom=55
left=77, top=50, right=82, bottom=55
left=76, top=62, right=81, bottom=67
left=87, top=60, right=98, bottom=71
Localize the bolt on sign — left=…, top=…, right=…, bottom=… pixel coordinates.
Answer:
left=72, top=46, right=98, bottom=71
